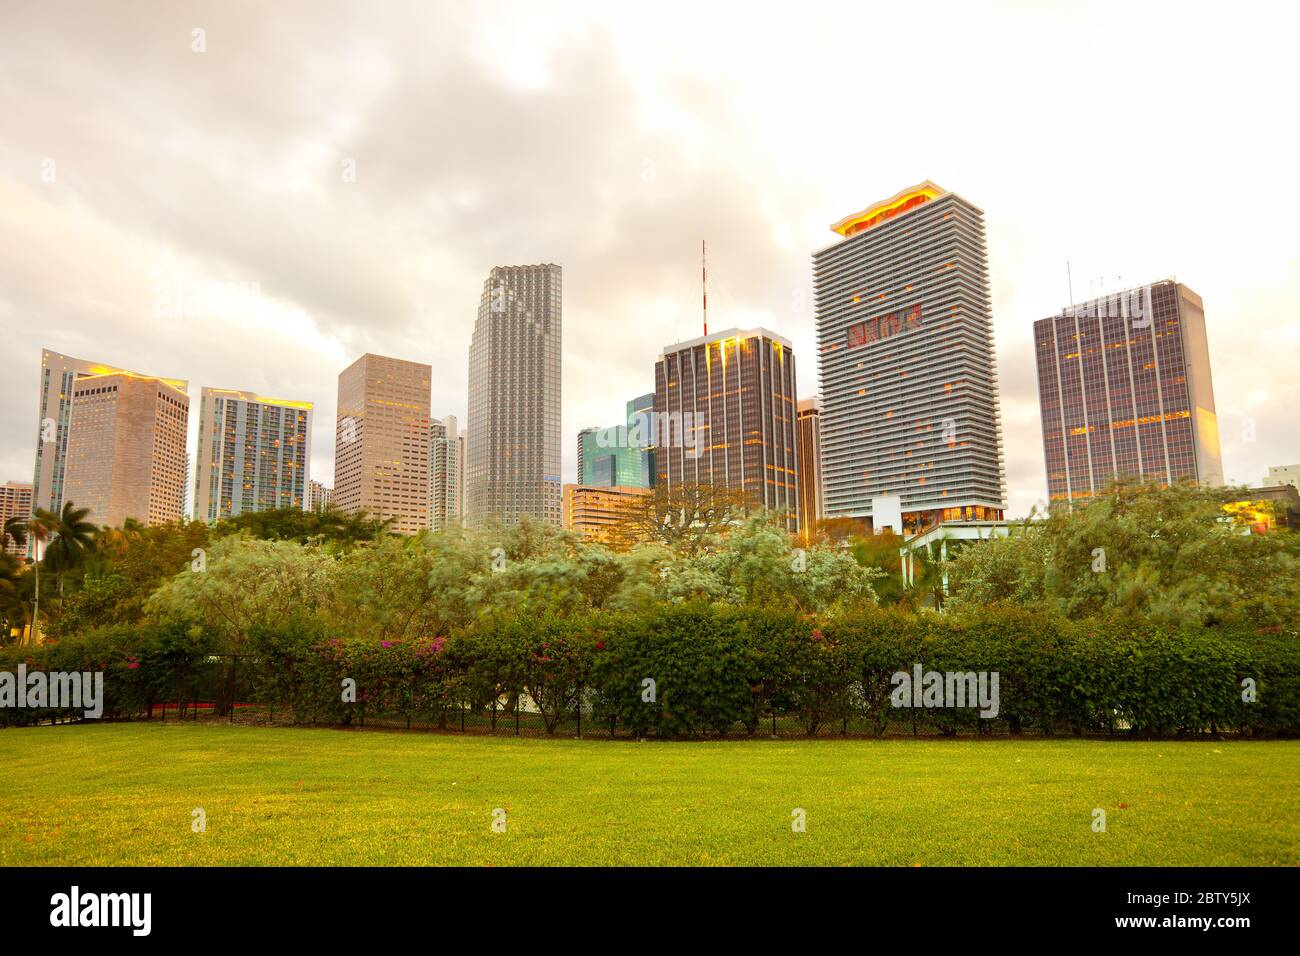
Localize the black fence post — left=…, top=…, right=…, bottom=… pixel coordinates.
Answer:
left=576, top=685, right=582, bottom=738
left=460, top=702, right=466, bottom=733
left=515, top=694, right=520, bottom=737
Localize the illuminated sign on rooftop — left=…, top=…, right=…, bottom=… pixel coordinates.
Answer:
left=831, top=181, right=945, bottom=237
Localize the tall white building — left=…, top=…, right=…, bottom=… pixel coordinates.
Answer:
left=307, top=479, right=334, bottom=513
left=466, top=264, right=562, bottom=527
left=814, top=181, right=1007, bottom=532
left=429, top=414, right=462, bottom=530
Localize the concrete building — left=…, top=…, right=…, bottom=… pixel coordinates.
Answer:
left=0, top=482, right=34, bottom=556
left=30, top=350, right=189, bottom=539
left=62, top=371, right=190, bottom=528
left=653, top=327, right=800, bottom=532
left=335, top=353, right=432, bottom=535
left=307, top=479, right=333, bottom=513
left=1033, top=280, right=1223, bottom=503
left=1265, top=464, right=1300, bottom=493
left=192, top=388, right=312, bottom=522
left=466, top=264, right=563, bottom=527
left=814, top=181, right=1007, bottom=533
left=429, top=414, right=462, bottom=531
left=562, top=483, right=651, bottom=545
left=796, top=397, right=824, bottom=543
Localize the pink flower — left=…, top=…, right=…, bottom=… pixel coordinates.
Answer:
left=595, top=640, right=605, bottom=650
left=127, top=661, right=139, bottom=670
left=381, top=640, right=394, bottom=648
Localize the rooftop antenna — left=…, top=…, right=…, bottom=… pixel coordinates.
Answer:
left=1066, top=261, right=1074, bottom=306
left=702, top=239, right=709, bottom=337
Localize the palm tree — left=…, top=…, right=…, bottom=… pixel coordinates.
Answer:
left=35, top=502, right=97, bottom=596
left=1, top=516, right=26, bottom=555
left=26, top=509, right=57, bottom=642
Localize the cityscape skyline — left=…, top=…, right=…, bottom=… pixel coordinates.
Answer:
left=1, top=3, right=1297, bottom=520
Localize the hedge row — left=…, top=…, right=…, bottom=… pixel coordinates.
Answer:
left=2, top=605, right=1297, bottom=737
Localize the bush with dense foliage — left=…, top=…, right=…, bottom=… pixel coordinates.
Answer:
left=4, top=604, right=1296, bottom=738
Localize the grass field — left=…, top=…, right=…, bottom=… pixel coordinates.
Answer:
left=1, top=723, right=1297, bottom=865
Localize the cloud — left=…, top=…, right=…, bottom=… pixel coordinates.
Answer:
left=1, top=1, right=1296, bottom=520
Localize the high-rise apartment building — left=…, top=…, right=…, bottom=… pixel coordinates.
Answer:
left=653, top=327, right=800, bottom=531
left=307, top=479, right=333, bottom=513
left=814, top=181, right=1006, bottom=532
left=796, top=397, right=824, bottom=542
left=61, top=371, right=190, bottom=528
left=429, top=414, right=462, bottom=531
left=466, top=264, right=562, bottom=527
left=30, top=350, right=189, bottom=528
left=192, top=388, right=312, bottom=522
left=335, top=353, right=432, bottom=535
left=1033, top=280, right=1223, bottom=503
left=0, top=482, right=34, bottom=556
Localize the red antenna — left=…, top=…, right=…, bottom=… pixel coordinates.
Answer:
left=701, top=239, right=708, bottom=336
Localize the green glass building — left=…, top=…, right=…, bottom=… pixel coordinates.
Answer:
left=578, top=393, right=654, bottom=487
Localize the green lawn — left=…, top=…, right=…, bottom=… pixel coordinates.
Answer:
left=1, top=723, right=1296, bottom=865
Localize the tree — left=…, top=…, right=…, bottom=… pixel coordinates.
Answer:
left=661, top=515, right=881, bottom=613
left=36, top=502, right=97, bottom=596
left=945, top=481, right=1300, bottom=626
left=1, top=516, right=26, bottom=555
left=610, top=482, right=750, bottom=557
left=145, top=535, right=331, bottom=713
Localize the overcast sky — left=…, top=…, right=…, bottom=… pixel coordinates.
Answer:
left=2, top=0, right=1297, bottom=518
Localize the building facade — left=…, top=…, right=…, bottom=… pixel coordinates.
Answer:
left=1033, top=280, right=1223, bottom=503
left=578, top=394, right=655, bottom=489
left=30, top=351, right=189, bottom=544
left=796, top=397, right=824, bottom=542
left=192, top=387, right=312, bottom=522
left=307, top=479, right=333, bottom=513
left=0, top=482, right=34, bottom=555
left=814, top=181, right=1006, bottom=532
left=466, top=264, right=562, bottom=527
left=335, top=353, right=432, bottom=535
left=61, top=371, right=190, bottom=528
left=562, top=483, right=651, bottom=544
left=653, top=327, right=800, bottom=531
left=429, top=414, right=462, bottom=531
left=1264, top=464, right=1299, bottom=493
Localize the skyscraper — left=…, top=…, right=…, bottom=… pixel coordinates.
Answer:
left=192, top=387, right=312, bottom=522
left=61, top=371, right=190, bottom=528
left=1033, top=280, right=1223, bottom=503
left=335, top=353, right=432, bottom=535
left=30, top=349, right=189, bottom=527
left=578, top=394, right=655, bottom=489
left=814, top=181, right=1006, bottom=533
left=576, top=426, right=599, bottom=485
left=653, top=327, right=800, bottom=531
left=0, top=482, right=34, bottom=556
left=466, top=264, right=562, bottom=527
left=796, top=397, right=824, bottom=542
left=429, top=414, right=462, bottom=531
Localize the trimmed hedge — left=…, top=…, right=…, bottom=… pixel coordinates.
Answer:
left=2, top=605, right=1296, bottom=737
